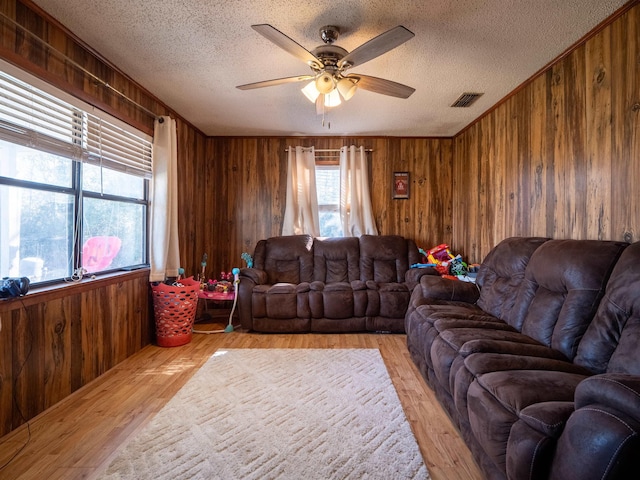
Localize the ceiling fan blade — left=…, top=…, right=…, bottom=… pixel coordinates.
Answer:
left=236, top=75, right=314, bottom=90
left=338, top=26, right=414, bottom=69
left=346, top=74, right=415, bottom=99
left=252, top=24, right=322, bottom=69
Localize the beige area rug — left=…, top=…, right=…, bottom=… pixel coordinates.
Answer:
left=98, top=348, right=429, bottom=480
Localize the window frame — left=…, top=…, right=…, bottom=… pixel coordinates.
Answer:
left=0, top=60, right=152, bottom=286
left=315, top=158, right=342, bottom=238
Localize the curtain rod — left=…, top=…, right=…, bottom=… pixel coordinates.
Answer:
left=0, top=12, right=160, bottom=121
left=284, top=148, right=373, bottom=152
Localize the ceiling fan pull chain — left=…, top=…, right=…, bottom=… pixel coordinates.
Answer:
left=321, top=102, right=330, bottom=129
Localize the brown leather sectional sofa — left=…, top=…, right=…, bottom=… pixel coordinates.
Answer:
left=405, top=237, right=640, bottom=480
left=237, top=234, right=433, bottom=333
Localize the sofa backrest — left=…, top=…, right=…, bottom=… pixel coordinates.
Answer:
left=359, top=235, right=420, bottom=283
left=253, top=234, right=314, bottom=284
left=476, top=237, right=549, bottom=320
left=574, top=241, right=640, bottom=374
left=506, top=239, right=627, bottom=360
left=313, top=237, right=360, bottom=283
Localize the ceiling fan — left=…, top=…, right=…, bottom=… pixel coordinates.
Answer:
left=236, top=24, right=416, bottom=113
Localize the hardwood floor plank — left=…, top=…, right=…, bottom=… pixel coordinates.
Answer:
left=0, top=331, right=482, bottom=480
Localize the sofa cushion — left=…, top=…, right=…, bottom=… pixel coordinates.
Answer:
left=431, top=327, right=539, bottom=390
left=309, top=281, right=357, bottom=319
left=378, top=283, right=411, bottom=318
left=255, top=235, right=315, bottom=284
left=359, top=234, right=413, bottom=283
left=467, top=369, right=588, bottom=473
left=252, top=282, right=311, bottom=320
left=475, top=236, right=549, bottom=320
left=574, top=241, right=640, bottom=374
left=451, top=351, right=587, bottom=421
left=313, top=237, right=360, bottom=283
left=506, top=239, right=627, bottom=359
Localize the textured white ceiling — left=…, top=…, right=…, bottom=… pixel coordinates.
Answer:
left=32, top=0, right=628, bottom=137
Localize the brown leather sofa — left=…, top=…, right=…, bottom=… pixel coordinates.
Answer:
left=406, top=237, right=640, bottom=480
left=238, top=234, right=432, bottom=333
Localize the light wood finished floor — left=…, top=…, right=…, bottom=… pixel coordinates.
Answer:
left=0, top=328, right=483, bottom=480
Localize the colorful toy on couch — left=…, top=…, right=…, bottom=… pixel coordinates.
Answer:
left=419, top=243, right=474, bottom=281
left=426, top=243, right=456, bottom=265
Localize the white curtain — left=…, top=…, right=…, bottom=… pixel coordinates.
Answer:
left=282, top=146, right=320, bottom=236
left=340, top=145, right=378, bottom=236
left=149, top=116, right=181, bottom=282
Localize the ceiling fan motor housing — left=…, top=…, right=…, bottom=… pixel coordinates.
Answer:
left=311, top=45, right=349, bottom=70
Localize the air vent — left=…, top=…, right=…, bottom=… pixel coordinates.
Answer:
left=451, top=92, right=483, bottom=108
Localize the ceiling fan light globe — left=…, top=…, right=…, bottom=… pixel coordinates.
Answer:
left=302, top=81, right=320, bottom=103
left=315, top=72, right=336, bottom=94
left=325, top=89, right=342, bottom=107
left=337, top=78, right=358, bottom=101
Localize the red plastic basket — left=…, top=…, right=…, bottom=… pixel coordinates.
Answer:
left=151, top=277, right=200, bottom=347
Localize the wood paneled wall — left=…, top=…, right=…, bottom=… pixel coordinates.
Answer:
left=0, top=270, right=150, bottom=436
left=452, top=2, right=639, bottom=262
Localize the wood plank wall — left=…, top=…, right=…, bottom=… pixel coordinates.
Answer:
left=452, top=2, right=640, bottom=262
left=0, top=270, right=150, bottom=436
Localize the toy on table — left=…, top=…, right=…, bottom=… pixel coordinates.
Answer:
left=206, top=271, right=235, bottom=293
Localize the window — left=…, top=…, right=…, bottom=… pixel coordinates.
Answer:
left=316, top=164, right=342, bottom=237
left=0, top=63, right=152, bottom=285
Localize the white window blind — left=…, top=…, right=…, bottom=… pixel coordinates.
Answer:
left=0, top=72, right=83, bottom=160
left=0, top=69, right=152, bottom=178
left=85, top=114, right=152, bottom=178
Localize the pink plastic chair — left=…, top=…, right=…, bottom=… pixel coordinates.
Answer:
left=82, top=236, right=122, bottom=273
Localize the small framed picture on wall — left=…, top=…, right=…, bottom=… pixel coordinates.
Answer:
left=392, top=171, right=410, bottom=199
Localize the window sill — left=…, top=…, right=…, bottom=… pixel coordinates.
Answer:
left=0, top=268, right=150, bottom=311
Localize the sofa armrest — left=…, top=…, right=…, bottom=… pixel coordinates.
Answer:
left=404, top=266, right=438, bottom=291
left=507, top=401, right=576, bottom=480
left=239, top=267, right=267, bottom=285
left=548, top=374, right=640, bottom=480
left=237, top=268, right=268, bottom=331
left=574, top=373, right=640, bottom=423
left=518, top=401, right=576, bottom=438
left=415, top=275, right=480, bottom=303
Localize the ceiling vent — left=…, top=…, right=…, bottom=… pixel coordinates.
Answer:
left=451, top=92, right=483, bottom=108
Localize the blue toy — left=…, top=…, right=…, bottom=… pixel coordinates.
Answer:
left=241, top=252, right=253, bottom=268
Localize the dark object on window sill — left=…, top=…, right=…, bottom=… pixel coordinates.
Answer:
left=0, top=277, right=30, bottom=298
